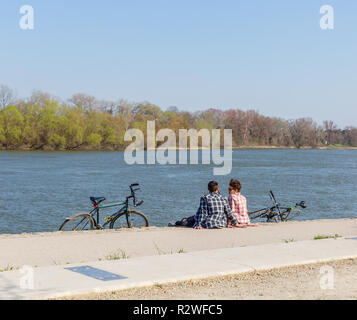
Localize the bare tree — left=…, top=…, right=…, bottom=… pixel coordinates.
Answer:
left=344, top=127, right=357, bottom=146
left=0, top=85, right=14, bottom=109
left=323, top=120, right=338, bottom=145
left=97, top=100, right=117, bottom=115
left=288, top=118, right=318, bottom=148
left=29, top=90, right=52, bottom=106
left=167, top=106, right=179, bottom=113
left=69, top=93, right=97, bottom=111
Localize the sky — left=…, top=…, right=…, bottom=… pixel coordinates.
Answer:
left=0, top=0, right=356, bottom=127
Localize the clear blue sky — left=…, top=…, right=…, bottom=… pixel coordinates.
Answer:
left=0, top=0, right=356, bottom=127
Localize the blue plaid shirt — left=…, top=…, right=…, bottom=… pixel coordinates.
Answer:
left=193, top=192, right=238, bottom=229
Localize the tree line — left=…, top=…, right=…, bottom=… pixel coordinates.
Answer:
left=0, top=85, right=356, bottom=150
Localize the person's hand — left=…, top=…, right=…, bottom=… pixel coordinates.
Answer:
left=194, top=226, right=203, bottom=230
left=234, top=224, right=248, bottom=228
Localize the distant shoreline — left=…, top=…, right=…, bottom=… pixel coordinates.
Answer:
left=0, top=145, right=356, bottom=152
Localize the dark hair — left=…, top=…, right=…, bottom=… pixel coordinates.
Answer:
left=208, top=181, right=219, bottom=192
left=229, top=179, right=242, bottom=192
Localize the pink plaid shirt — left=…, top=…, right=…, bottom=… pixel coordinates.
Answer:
left=228, top=193, right=251, bottom=225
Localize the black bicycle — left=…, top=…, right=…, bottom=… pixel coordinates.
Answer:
left=59, top=184, right=149, bottom=231
left=248, top=191, right=307, bottom=222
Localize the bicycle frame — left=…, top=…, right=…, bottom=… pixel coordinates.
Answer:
left=249, top=191, right=306, bottom=222
left=89, top=200, right=128, bottom=229
left=89, top=184, right=144, bottom=229
left=269, top=191, right=283, bottom=220
left=60, top=183, right=146, bottom=231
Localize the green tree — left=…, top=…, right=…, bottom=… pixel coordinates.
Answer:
left=0, top=105, right=24, bottom=149
left=61, top=106, right=85, bottom=150
left=86, top=133, right=102, bottom=148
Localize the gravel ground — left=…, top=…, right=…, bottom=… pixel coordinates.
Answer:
left=60, top=258, right=357, bottom=300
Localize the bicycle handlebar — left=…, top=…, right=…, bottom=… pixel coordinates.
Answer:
left=296, top=201, right=307, bottom=209
left=128, top=183, right=143, bottom=207
left=136, top=200, right=144, bottom=207
left=268, top=191, right=307, bottom=210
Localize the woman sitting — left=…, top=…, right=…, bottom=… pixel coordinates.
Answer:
left=228, top=179, right=258, bottom=228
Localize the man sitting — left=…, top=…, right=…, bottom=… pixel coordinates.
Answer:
left=194, top=181, right=239, bottom=229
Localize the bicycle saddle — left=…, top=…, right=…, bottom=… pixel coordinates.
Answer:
left=90, top=197, right=106, bottom=205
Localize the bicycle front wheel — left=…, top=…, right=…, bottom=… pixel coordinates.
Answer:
left=59, top=213, right=95, bottom=231
left=281, top=208, right=301, bottom=221
left=109, top=210, right=149, bottom=229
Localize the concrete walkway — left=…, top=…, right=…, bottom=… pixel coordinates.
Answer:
left=1, top=237, right=357, bottom=300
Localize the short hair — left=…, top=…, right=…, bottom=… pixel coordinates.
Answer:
left=229, top=179, right=242, bottom=192
left=208, top=181, right=219, bottom=192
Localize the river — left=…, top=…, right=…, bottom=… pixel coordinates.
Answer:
left=0, top=149, right=356, bottom=234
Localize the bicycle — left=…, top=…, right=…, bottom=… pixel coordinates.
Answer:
left=248, top=190, right=307, bottom=222
left=59, top=184, right=149, bottom=231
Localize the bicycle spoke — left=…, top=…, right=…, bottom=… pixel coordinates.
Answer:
left=127, top=214, right=147, bottom=228
left=59, top=214, right=94, bottom=231
left=110, top=210, right=149, bottom=229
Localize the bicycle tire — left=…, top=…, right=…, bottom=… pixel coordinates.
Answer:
left=109, top=210, right=149, bottom=229
left=267, top=214, right=279, bottom=223
left=249, top=208, right=270, bottom=220
left=282, top=208, right=301, bottom=221
left=59, top=213, right=95, bottom=231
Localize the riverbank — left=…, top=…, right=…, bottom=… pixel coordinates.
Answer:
left=1, top=145, right=357, bottom=152
left=1, top=218, right=357, bottom=270
left=233, top=145, right=357, bottom=150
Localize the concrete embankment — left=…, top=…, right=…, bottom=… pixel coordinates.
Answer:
left=1, top=218, right=356, bottom=270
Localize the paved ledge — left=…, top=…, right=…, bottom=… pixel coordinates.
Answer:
left=1, top=218, right=357, bottom=270
left=1, top=237, right=357, bottom=300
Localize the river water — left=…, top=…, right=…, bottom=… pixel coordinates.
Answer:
left=0, top=149, right=356, bottom=234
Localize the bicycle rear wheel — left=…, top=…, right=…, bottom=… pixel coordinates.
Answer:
left=266, top=213, right=279, bottom=223
left=59, top=213, right=95, bottom=231
left=249, top=208, right=269, bottom=220
left=109, top=210, right=149, bottom=229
